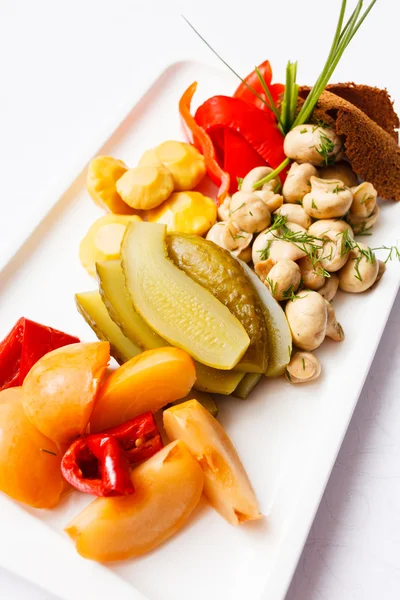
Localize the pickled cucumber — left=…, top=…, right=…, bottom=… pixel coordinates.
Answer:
left=97, top=260, right=246, bottom=394
left=97, top=260, right=164, bottom=350
left=121, top=222, right=250, bottom=370
left=167, top=233, right=268, bottom=373
left=75, top=291, right=141, bottom=364
left=194, top=362, right=244, bottom=395
left=233, top=374, right=263, bottom=400
left=241, top=263, right=292, bottom=377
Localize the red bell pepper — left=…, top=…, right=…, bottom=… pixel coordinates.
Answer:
left=61, top=412, right=163, bottom=497
left=234, top=60, right=285, bottom=114
left=223, top=129, right=266, bottom=192
left=0, top=318, right=80, bottom=391
left=195, top=95, right=286, bottom=190
left=179, top=82, right=230, bottom=205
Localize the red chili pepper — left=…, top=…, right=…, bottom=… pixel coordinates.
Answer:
left=234, top=60, right=285, bottom=114
left=195, top=95, right=287, bottom=191
left=0, top=318, right=80, bottom=391
left=179, top=82, right=230, bottom=205
left=61, top=412, right=163, bottom=497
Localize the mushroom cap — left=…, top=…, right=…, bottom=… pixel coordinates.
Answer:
left=303, top=177, right=353, bottom=219
left=230, top=193, right=271, bottom=233
left=284, top=124, right=343, bottom=166
left=319, top=161, right=359, bottom=188
left=222, top=220, right=253, bottom=252
left=252, top=222, right=309, bottom=264
left=206, top=221, right=253, bottom=258
left=347, top=203, right=380, bottom=234
left=338, top=242, right=379, bottom=292
left=274, top=204, right=312, bottom=229
left=254, top=258, right=276, bottom=282
left=308, top=218, right=353, bottom=238
left=286, top=351, right=321, bottom=384
left=265, top=259, right=301, bottom=301
left=285, top=290, right=328, bottom=351
left=241, top=166, right=282, bottom=194
left=254, top=190, right=284, bottom=213
left=350, top=182, right=377, bottom=219
left=282, top=162, right=318, bottom=204
left=206, top=221, right=227, bottom=246
left=317, top=273, right=339, bottom=302
left=217, top=196, right=231, bottom=221
left=298, top=256, right=325, bottom=290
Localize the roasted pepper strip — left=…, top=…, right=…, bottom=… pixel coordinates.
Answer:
left=61, top=412, right=163, bottom=496
left=234, top=60, right=285, bottom=114
left=0, top=318, right=80, bottom=391
left=195, top=95, right=287, bottom=181
left=179, top=82, right=230, bottom=205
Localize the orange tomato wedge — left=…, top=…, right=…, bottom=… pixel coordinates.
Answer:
left=22, top=342, right=110, bottom=444
left=65, top=440, right=204, bottom=561
left=90, top=347, right=196, bottom=432
left=0, top=387, right=64, bottom=508
left=164, top=399, right=262, bottom=525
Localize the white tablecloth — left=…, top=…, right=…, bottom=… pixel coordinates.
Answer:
left=1, top=1, right=399, bottom=598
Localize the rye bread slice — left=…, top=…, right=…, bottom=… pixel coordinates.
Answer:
left=298, top=86, right=400, bottom=201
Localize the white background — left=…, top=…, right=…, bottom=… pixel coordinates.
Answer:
left=0, top=0, right=399, bottom=599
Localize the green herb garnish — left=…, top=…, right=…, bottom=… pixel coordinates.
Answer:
left=40, top=448, right=57, bottom=456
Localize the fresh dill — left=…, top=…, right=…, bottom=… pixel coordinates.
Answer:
left=285, top=369, right=292, bottom=382
left=300, top=128, right=308, bottom=134
left=231, top=202, right=245, bottom=213
left=40, top=448, right=57, bottom=456
left=311, top=199, right=318, bottom=210
left=266, top=277, right=278, bottom=296
left=259, top=241, right=272, bottom=261
left=332, top=184, right=346, bottom=194
left=282, top=285, right=301, bottom=301
left=315, top=131, right=335, bottom=165
left=302, top=358, right=306, bottom=370
left=249, top=210, right=254, bottom=216
left=237, top=177, right=243, bottom=190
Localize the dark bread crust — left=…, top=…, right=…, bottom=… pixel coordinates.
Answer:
left=298, top=86, right=400, bottom=201
left=326, top=83, right=399, bottom=142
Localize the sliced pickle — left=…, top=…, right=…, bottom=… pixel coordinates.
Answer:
left=233, top=373, right=263, bottom=400
left=170, top=390, right=219, bottom=418
left=97, top=260, right=246, bottom=394
left=167, top=233, right=268, bottom=374
left=121, top=222, right=250, bottom=370
left=194, top=362, right=244, bottom=395
left=97, top=260, right=164, bottom=350
left=75, top=291, right=141, bottom=364
left=241, top=263, right=292, bottom=377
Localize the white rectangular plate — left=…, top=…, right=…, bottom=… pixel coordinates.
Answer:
left=0, top=61, right=399, bottom=600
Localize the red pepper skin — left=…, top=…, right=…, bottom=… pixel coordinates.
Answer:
left=0, top=318, right=79, bottom=391
left=195, top=96, right=286, bottom=177
left=179, top=82, right=230, bottom=205
left=223, top=129, right=266, bottom=193
left=234, top=60, right=285, bottom=114
left=87, top=436, right=134, bottom=496
left=100, top=411, right=164, bottom=463
left=61, top=412, right=163, bottom=497
left=61, top=437, right=106, bottom=496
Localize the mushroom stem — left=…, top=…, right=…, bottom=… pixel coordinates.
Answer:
left=286, top=351, right=321, bottom=384
left=324, top=301, right=344, bottom=341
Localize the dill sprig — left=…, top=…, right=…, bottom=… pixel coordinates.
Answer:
left=314, top=131, right=336, bottom=165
